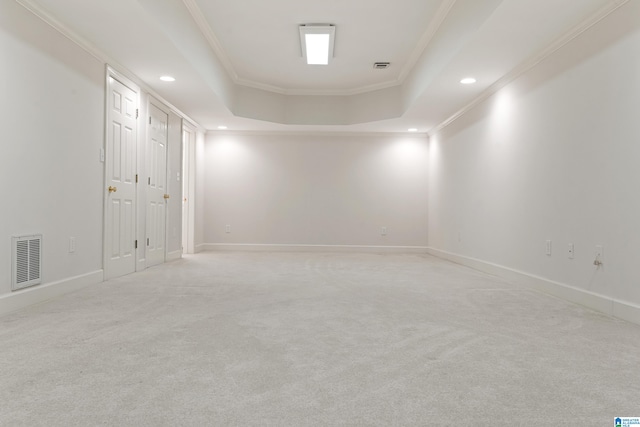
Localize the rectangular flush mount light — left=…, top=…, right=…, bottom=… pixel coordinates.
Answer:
left=299, top=25, right=335, bottom=65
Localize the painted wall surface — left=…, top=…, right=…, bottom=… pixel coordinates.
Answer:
left=194, top=130, right=206, bottom=250
left=0, top=0, right=105, bottom=295
left=1, top=1, right=193, bottom=305
left=203, top=133, right=428, bottom=248
left=428, top=2, right=640, bottom=306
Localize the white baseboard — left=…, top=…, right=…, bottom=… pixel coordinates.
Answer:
left=0, top=270, right=103, bottom=318
left=195, top=243, right=207, bottom=253
left=613, top=299, right=640, bottom=325
left=166, top=250, right=182, bottom=261
left=427, top=248, right=640, bottom=326
left=203, top=243, right=429, bottom=254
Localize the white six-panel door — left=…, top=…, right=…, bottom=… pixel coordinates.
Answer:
left=105, top=76, right=138, bottom=279
left=146, top=102, right=168, bottom=267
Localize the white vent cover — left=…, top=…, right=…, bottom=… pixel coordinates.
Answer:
left=373, top=62, right=390, bottom=69
left=12, top=234, right=42, bottom=291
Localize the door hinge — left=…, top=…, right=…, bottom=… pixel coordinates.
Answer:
left=149, top=116, right=152, bottom=125
left=147, top=238, right=150, bottom=246
left=135, top=240, right=138, bottom=249
left=148, top=177, right=151, bottom=185
left=135, top=174, right=138, bottom=183
left=136, top=109, right=139, bottom=119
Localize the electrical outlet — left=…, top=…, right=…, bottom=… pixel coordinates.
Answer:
left=69, top=237, right=76, bottom=253
left=568, top=243, right=574, bottom=259
left=225, top=225, right=231, bottom=233
left=545, top=240, right=552, bottom=256
left=381, top=227, right=387, bottom=236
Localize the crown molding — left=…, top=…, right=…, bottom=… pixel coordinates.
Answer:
left=398, top=0, right=458, bottom=83
left=429, top=0, right=630, bottom=136
left=181, top=0, right=454, bottom=97
left=181, top=0, right=239, bottom=82
left=16, top=0, right=205, bottom=132
left=236, top=77, right=402, bottom=97
left=16, top=0, right=104, bottom=62
left=206, top=130, right=429, bottom=138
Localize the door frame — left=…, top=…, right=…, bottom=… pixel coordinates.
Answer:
left=102, top=66, right=141, bottom=280
left=146, top=98, right=171, bottom=266
left=182, top=121, right=196, bottom=254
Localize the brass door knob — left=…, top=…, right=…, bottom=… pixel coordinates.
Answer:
left=108, top=186, right=117, bottom=193
left=163, top=194, right=170, bottom=199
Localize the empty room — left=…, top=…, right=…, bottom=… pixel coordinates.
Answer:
left=1, top=0, right=640, bottom=425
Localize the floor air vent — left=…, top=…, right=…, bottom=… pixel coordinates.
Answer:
left=12, top=234, right=42, bottom=291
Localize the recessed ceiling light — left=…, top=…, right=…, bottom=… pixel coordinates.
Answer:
left=408, top=128, right=418, bottom=132
left=160, top=76, right=176, bottom=82
left=299, top=25, right=335, bottom=65
left=217, top=126, right=228, bottom=130
left=460, top=77, right=476, bottom=84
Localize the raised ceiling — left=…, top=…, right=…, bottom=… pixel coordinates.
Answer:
left=189, top=0, right=444, bottom=94
left=17, top=0, right=621, bottom=133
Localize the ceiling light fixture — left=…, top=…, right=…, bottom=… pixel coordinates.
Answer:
left=408, top=128, right=418, bottom=132
left=160, top=76, right=176, bottom=82
left=217, top=126, right=228, bottom=130
left=299, top=25, right=335, bottom=65
left=460, top=77, right=476, bottom=84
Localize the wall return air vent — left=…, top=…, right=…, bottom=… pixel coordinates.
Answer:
left=12, top=234, right=42, bottom=291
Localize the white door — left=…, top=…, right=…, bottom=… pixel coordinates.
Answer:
left=182, top=123, right=195, bottom=254
left=105, top=76, right=138, bottom=279
left=146, top=102, right=168, bottom=267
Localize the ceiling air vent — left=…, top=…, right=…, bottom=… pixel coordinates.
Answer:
left=12, top=234, right=42, bottom=291
left=373, top=62, right=390, bottom=69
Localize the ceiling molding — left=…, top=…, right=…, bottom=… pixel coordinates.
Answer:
left=182, top=0, right=453, bottom=97
left=235, top=78, right=288, bottom=95
left=285, top=80, right=401, bottom=96
left=429, top=0, right=630, bottom=136
left=398, top=0, right=458, bottom=83
left=207, top=130, right=430, bottom=138
left=16, top=0, right=105, bottom=62
left=236, top=77, right=402, bottom=97
left=16, top=0, right=205, bottom=132
left=181, top=0, right=239, bottom=81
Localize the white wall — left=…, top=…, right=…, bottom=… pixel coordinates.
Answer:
left=0, top=0, right=195, bottom=313
left=203, top=133, right=428, bottom=249
left=194, top=130, right=207, bottom=251
left=428, top=1, right=640, bottom=318
left=0, top=0, right=105, bottom=297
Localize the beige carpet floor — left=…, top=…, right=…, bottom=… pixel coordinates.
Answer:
left=1, top=251, right=639, bottom=426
